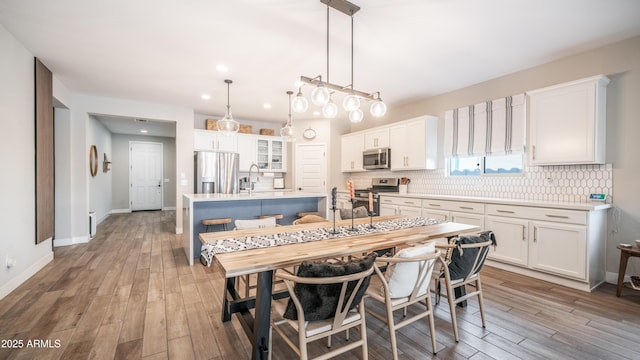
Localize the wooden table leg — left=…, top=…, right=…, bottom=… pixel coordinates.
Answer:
left=616, top=251, right=630, bottom=297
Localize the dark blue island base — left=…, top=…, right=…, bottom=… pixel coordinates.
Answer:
left=182, top=193, right=327, bottom=265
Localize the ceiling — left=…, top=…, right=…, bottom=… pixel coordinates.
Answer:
left=2, top=0, right=640, bottom=130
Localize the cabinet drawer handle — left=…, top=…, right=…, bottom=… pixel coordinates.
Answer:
left=545, top=214, right=570, bottom=219
left=496, top=210, right=515, bottom=214
left=427, top=203, right=441, bottom=207
left=404, top=201, right=416, bottom=205
left=459, top=206, right=474, bottom=210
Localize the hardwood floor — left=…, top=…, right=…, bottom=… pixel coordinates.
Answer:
left=1, top=210, right=639, bottom=359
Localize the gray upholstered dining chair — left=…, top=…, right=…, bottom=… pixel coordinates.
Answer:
left=270, top=254, right=376, bottom=360
left=365, top=241, right=441, bottom=358
left=434, top=231, right=496, bottom=342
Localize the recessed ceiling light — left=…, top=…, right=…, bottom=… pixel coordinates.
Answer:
left=312, top=111, right=320, bottom=116
left=216, top=64, right=229, bottom=72
left=263, top=103, right=272, bottom=109
left=201, top=94, right=211, bottom=100
left=140, top=129, right=148, bottom=133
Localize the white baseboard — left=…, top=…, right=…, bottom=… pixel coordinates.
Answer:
left=175, top=226, right=183, bottom=235
left=606, top=271, right=625, bottom=284
left=97, top=213, right=110, bottom=225
left=53, top=235, right=89, bottom=248
left=111, top=208, right=131, bottom=214
left=0, top=251, right=54, bottom=300
left=163, top=206, right=176, bottom=211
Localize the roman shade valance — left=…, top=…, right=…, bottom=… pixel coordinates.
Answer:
left=444, top=93, right=525, bottom=158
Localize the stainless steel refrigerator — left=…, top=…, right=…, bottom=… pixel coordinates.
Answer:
left=194, top=151, right=239, bottom=194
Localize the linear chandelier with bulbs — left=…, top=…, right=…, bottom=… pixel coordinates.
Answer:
left=291, top=0, right=387, bottom=123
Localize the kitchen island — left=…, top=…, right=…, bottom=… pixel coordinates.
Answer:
left=182, top=192, right=327, bottom=266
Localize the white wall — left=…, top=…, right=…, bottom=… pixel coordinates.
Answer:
left=88, top=115, right=113, bottom=222
left=0, top=24, right=54, bottom=298
left=111, top=134, right=176, bottom=211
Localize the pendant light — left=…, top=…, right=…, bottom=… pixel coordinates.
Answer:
left=370, top=92, right=387, bottom=117
left=296, top=0, right=386, bottom=120
left=280, top=90, right=296, bottom=142
left=217, top=79, right=240, bottom=136
left=322, top=93, right=339, bottom=118
left=291, top=87, right=309, bottom=113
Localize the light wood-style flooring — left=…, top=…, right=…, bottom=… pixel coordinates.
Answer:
left=1, top=211, right=639, bottom=359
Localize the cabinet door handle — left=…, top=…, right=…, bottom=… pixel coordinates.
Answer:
left=459, top=206, right=474, bottom=210
left=533, top=227, right=537, bottom=243
left=496, top=210, right=515, bottom=214
left=532, top=145, right=536, bottom=160
left=428, top=203, right=441, bottom=207
left=545, top=214, right=570, bottom=219
left=522, top=226, right=526, bottom=241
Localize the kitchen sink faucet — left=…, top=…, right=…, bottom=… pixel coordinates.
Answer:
left=248, top=163, right=259, bottom=195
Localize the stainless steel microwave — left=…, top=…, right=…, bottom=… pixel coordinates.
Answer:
left=363, top=148, right=390, bottom=170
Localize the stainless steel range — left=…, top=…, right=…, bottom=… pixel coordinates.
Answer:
left=353, top=177, right=400, bottom=214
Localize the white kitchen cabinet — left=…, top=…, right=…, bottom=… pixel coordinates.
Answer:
left=256, top=136, right=286, bottom=172
left=379, top=196, right=422, bottom=217
left=194, top=129, right=237, bottom=152
left=528, top=75, right=609, bottom=165
left=236, top=134, right=257, bottom=172
left=364, top=127, right=389, bottom=149
left=485, top=216, right=529, bottom=266
left=341, top=132, right=365, bottom=172
left=530, top=221, right=586, bottom=280
left=336, top=191, right=352, bottom=210
left=422, top=199, right=485, bottom=229
left=389, top=116, right=438, bottom=171
left=484, top=203, right=605, bottom=290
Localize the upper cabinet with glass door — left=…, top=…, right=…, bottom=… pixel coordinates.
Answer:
left=256, top=136, right=286, bottom=172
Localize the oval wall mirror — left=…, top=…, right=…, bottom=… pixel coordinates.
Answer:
left=89, top=145, right=98, bottom=177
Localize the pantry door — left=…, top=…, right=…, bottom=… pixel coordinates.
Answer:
left=130, top=142, right=163, bottom=211
left=294, top=143, right=326, bottom=193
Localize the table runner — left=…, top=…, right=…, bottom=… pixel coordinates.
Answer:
left=201, top=216, right=444, bottom=266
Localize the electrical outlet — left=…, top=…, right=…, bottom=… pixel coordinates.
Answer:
left=5, top=255, right=16, bottom=269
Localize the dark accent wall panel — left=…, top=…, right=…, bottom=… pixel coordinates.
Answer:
left=35, top=58, right=54, bottom=244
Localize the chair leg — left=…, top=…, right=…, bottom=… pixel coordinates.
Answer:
left=425, top=294, right=438, bottom=354
left=476, top=277, right=486, bottom=328
left=360, top=304, right=369, bottom=360
left=386, top=302, right=399, bottom=360
left=447, top=283, right=460, bottom=342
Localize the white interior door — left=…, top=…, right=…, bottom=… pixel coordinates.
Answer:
left=294, top=143, right=326, bottom=193
left=130, top=141, right=163, bottom=211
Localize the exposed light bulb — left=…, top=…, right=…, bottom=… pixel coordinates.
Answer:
left=292, top=90, right=309, bottom=113
left=343, top=93, right=360, bottom=111
left=311, top=84, right=330, bottom=106
left=322, top=99, right=338, bottom=118
left=349, top=108, right=364, bottom=123
left=370, top=99, right=387, bottom=117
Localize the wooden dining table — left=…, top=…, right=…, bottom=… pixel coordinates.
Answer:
left=200, top=215, right=479, bottom=360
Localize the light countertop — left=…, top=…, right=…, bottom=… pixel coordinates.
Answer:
left=184, top=191, right=327, bottom=202
left=335, top=190, right=611, bottom=211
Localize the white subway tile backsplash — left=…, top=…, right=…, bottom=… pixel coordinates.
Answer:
left=347, top=163, right=612, bottom=203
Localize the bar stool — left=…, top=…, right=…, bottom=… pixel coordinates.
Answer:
left=296, top=211, right=320, bottom=218
left=258, top=214, right=283, bottom=224
left=201, top=217, right=232, bottom=232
